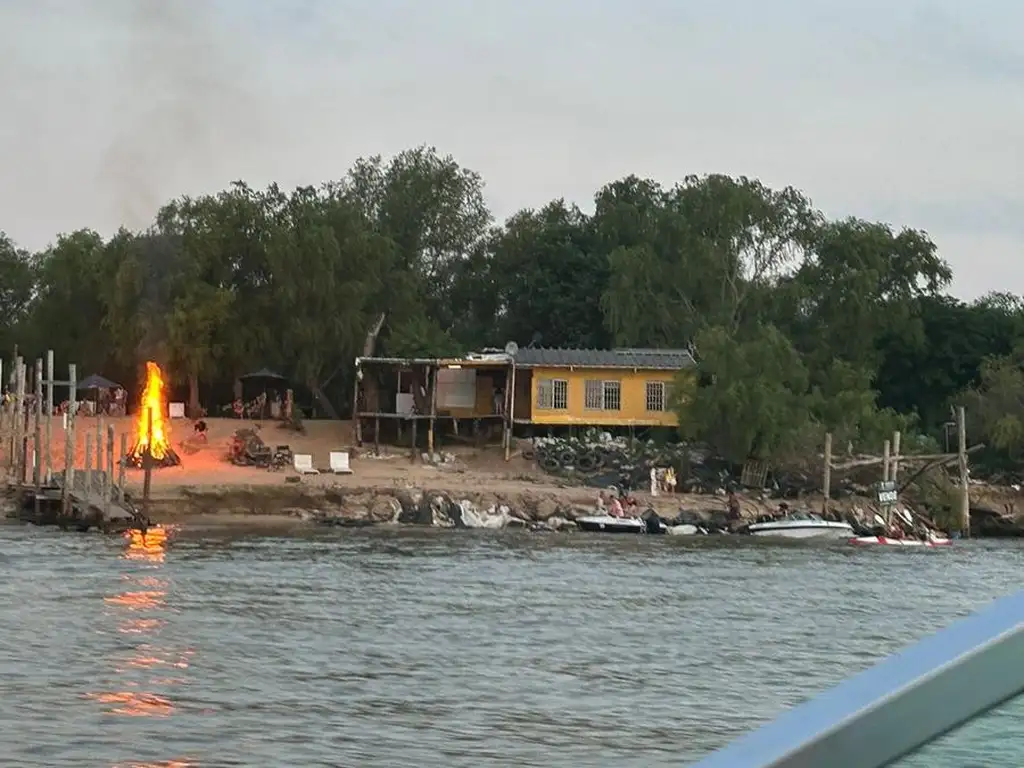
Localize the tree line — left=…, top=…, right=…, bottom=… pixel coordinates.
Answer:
left=2, top=145, right=1023, bottom=470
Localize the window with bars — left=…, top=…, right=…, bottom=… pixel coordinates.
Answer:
left=645, top=381, right=667, bottom=412
left=584, top=380, right=622, bottom=411
left=537, top=378, right=568, bottom=410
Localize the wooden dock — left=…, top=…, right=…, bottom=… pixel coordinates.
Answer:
left=1, top=351, right=149, bottom=534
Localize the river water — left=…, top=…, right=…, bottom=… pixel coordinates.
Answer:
left=0, top=523, right=1021, bottom=767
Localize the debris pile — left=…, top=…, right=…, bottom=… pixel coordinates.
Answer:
left=228, top=428, right=293, bottom=470
left=527, top=431, right=732, bottom=492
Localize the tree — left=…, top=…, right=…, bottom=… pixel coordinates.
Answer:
left=0, top=233, right=35, bottom=355
left=3, top=149, right=1023, bottom=471
left=485, top=200, right=609, bottom=349
left=677, top=324, right=812, bottom=463
left=600, top=175, right=817, bottom=347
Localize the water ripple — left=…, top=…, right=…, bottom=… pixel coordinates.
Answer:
left=0, top=523, right=1021, bottom=766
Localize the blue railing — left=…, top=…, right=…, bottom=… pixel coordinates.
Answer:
left=688, top=590, right=1024, bottom=767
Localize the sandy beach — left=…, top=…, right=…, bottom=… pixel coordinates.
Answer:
left=14, top=414, right=725, bottom=525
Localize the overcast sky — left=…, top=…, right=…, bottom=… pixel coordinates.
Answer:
left=1, top=0, right=1021, bottom=299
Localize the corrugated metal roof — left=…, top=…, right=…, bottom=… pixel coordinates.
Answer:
left=512, top=347, right=695, bottom=370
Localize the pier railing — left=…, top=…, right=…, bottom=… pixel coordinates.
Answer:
left=688, top=590, right=1024, bottom=767
left=1, top=352, right=137, bottom=530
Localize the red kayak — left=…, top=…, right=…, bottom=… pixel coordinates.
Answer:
left=849, top=535, right=951, bottom=548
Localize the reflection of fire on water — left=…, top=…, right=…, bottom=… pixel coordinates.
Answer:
left=124, top=362, right=181, bottom=469
left=90, top=522, right=193, bottom=736
left=113, top=762, right=196, bottom=768
left=124, top=525, right=169, bottom=562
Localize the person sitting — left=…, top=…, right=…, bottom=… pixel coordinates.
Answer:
left=609, top=495, right=625, bottom=518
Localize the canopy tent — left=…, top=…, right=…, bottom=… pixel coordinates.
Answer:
left=78, top=373, right=122, bottom=391
left=239, top=368, right=287, bottom=381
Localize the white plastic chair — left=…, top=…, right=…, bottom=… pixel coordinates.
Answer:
left=329, top=451, right=353, bottom=474
left=293, top=453, right=319, bottom=474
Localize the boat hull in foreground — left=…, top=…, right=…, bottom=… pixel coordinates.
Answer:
left=576, top=515, right=649, bottom=534
left=850, top=535, right=952, bottom=548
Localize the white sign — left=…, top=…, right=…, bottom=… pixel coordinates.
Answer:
left=169, top=402, right=185, bottom=418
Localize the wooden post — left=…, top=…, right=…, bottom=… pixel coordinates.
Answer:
left=12, top=356, right=23, bottom=474
left=62, top=363, right=77, bottom=516
left=95, top=416, right=103, bottom=486
left=118, top=433, right=127, bottom=500
left=33, top=361, right=42, bottom=517
left=882, top=439, right=891, bottom=482
left=44, top=350, right=54, bottom=483
left=822, top=432, right=832, bottom=517
left=352, top=364, right=362, bottom=446
left=396, top=369, right=403, bottom=443
left=410, top=416, right=418, bottom=463
left=505, top=360, right=517, bottom=461
left=18, top=362, right=30, bottom=484
left=957, top=406, right=970, bottom=538
left=84, top=433, right=93, bottom=499
left=891, top=431, right=902, bottom=484
left=105, top=424, right=114, bottom=520
left=373, top=416, right=380, bottom=456
left=33, top=361, right=42, bottom=485
left=142, top=406, right=153, bottom=519
left=427, top=366, right=436, bottom=456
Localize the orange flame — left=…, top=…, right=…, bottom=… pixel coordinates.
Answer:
left=133, top=362, right=171, bottom=461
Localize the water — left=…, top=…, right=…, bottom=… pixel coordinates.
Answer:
left=0, top=524, right=1021, bottom=767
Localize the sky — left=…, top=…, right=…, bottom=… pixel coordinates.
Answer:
left=1, top=0, right=1021, bottom=299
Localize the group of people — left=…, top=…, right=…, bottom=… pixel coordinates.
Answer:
left=597, top=489, right=642, bottom=518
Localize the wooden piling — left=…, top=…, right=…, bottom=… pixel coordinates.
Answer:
left=822, top=432, right=832, bottom=517
left=105, top=424, right=115, bottom=520
left=882, top=439, right=891, bottom=483
left=44, top=349, right=54, bottom=483
left=374, top=416, right=380, bottom=455
left=410, top=417, right=418, bottom=463
left=84, top=433, right=93, bottom=499
left=33, top=360, right=42, bottom=488
left=891, top=431, right=902, bottom=484
left=957, top=406, right=970, bottom=538
left=118, top=433, right=127, bottom=500
left=18, top=362, right=29, bottom=484
left=61, top=363, right=77, bottom=517
left=12, top=356, right=23, bottom=474
left=142, top=407, right=154, bottom=519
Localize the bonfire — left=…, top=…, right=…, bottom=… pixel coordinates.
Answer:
left=124, top=361, right=181, bottom=469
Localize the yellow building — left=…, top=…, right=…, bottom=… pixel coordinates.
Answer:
left=509, top=347, right=695, bottom=428
left=351, top=347, right=696, bottom=457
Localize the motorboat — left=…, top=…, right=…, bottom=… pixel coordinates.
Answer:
left=575, top=515, right=657, bottom=534
left=849, top=533, right=952, bottom=548
left=575, top=515, right=708, bottom=535
left=746, top=510, right=854, bottom=539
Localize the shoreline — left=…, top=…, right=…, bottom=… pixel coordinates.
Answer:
left=3, top=415, right=1023, bottom=536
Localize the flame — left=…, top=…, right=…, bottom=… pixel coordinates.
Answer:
left=132, top=361, right=171, bottom=461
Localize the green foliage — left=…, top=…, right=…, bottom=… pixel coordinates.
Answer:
left=676, top=324, right=812, bottom=463
left=2, top=147, right=1022, bottom=467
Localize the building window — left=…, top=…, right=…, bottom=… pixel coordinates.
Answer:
left=602, top=380, right=621, bottom=411
left=585, top=379, right=621, bottom=411
left=646, top=381, right=667, bottom=412
left=537, top=378, right=568, bottom=410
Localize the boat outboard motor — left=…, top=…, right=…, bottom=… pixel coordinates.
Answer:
left=641, top=508, right=664, bottom=534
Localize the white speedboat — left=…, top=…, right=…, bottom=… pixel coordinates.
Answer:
left=747, top=511, right=854, bottom=539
